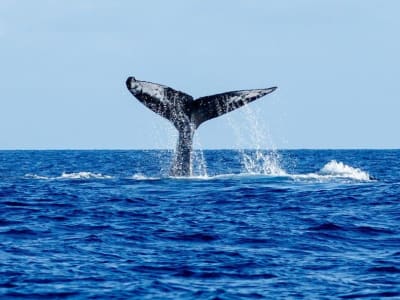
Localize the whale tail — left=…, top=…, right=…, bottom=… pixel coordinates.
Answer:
left=126, top=77, right=277, bottom=176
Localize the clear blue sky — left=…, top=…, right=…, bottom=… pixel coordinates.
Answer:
left=1, top=1, right=399, bottom=149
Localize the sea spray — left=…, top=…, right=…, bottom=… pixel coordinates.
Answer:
left=151, top=121, right=177, bottom=176
left=319, top=160, right=371, bottom=181
left=192, top=150, right=208, bottom=177
left=225, top=104, right=284, bottom=175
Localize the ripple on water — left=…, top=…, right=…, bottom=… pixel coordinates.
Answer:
left=0, top=150, right=399, bottom=299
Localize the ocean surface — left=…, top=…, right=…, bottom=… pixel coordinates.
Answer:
left=0, top=149, right=399, bottom=299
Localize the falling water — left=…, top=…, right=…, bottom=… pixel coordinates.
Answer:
left=151, top=120, right=177, bottom=176
left=151, top=119, right=208, bottom=177
left=152, top=103, right=284, bottom=177
left=226, top=105, right=285, bottom=175
left=192, top=137, right=208, bottom=177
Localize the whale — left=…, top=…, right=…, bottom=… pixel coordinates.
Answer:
left=126, top=77, right=277, bottom=176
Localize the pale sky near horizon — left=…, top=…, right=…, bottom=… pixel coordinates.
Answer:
left=1, top=1, right=399, bottom=149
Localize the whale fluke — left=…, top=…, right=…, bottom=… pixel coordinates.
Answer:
left=126, top=77, right=277, bottom=176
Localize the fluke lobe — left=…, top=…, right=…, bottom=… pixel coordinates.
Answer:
left=126, top=77, right=277, bottom=177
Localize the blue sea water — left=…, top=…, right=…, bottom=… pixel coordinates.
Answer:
left=0, top=149, right=399, bottom=299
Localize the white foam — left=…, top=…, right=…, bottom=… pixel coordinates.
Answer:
left=318, top=160, right=371, bottom=181
left=25, top=172, right=113, bottom=180
left=59, top=172, right=113, bottom=179
left=131, top=174, right=159, bottom=180
left=24, top=174, right=50, bottom=180
left=289, top=160, right=372, bottom=182
left=23, top=160, right=372, bottom=182
left=169, top=174, right=214, bottom=180
left=169, top=172, right=287, bottom=181
left=144, top=160, right=372, bottom=182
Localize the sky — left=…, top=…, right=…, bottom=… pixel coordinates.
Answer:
left=0, top=0, right=399, bottom=149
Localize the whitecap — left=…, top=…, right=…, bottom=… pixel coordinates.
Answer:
left=59, top=172, right=113, bottom=180
left=318, top=160, right=371, bottom=181
left=130, top=174, right=159, bottom=180
left=24, top=174, right=51, bottom=180
left=24, top=172, right=113, bottom=180
left=289, top=160, right=372, bottom=182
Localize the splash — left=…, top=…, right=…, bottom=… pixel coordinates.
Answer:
left=224, top=104, right=285, bottom=176
left=319, top=160, right=371, bottom=181
left=192, top=148, right=208, bottom=177
left=242, top=150, right=286, bottom=175
left=131, top=174, right=159, bottom=180
left=151, top=121, right=177, bottom=176
left=290, top=160, right=372, bottom=182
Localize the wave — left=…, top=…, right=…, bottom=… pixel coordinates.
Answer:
left=23, top=160, right=372, bottom=182
left=24, top=172, right=113, bottom=180
left=184, top=160, right=371, bottom=182
left=130, top=174, right=159, bottom=180
left=24, top=174, right=50, bottom=180
left=291, top=160, right=372, bottom=181
left=319, top=160, right=371, bottom=180
left=59, top=172, right=113, bottom=179
left=183, top=160, right=372, bottom=182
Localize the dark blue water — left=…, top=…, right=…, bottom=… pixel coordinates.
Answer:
left=1, top=150, right=399, bottom=299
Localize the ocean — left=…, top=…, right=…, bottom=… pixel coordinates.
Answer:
left=0, top=149, right=399, bottom=299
